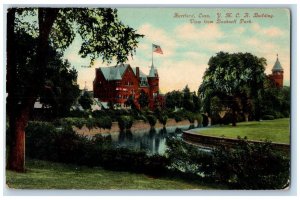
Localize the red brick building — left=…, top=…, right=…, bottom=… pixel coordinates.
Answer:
left=93, top=64, right=162, bottom=109
left=268, top=54, right=284, bottom=88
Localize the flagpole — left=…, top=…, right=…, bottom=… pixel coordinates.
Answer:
left=152, top=44, right=153, bottom=66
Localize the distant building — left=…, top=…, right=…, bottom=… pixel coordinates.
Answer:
left=268, top=54, right=284, bottom=88
left=93, top=63, right=163, bottom=109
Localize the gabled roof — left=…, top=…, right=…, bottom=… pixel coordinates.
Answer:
left=272, top=55, right=284, bottom=72
left=99, top=64, right=129, bottom=81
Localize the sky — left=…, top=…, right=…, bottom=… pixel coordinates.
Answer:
left=63, top=8, right=290, bottom=93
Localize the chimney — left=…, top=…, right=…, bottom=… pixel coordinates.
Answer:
left=136, top=67, right=140, bottom=79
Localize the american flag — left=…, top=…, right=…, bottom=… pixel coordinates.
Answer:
left=153, top=44, right=163, bottom=54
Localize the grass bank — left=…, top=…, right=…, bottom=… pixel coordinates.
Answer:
left=195, top=118, right=290, bottom=144
left=6, top=159, right=225, bottom=190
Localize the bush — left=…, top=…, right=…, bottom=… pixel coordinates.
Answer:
left=194, top=113, right=203, bottom=127
left=174, top=115, right=183, bottom=122
left=262, top=115, right=275, bottom=120
left=213, top=139, right=290, bottom=189
left=26, top=121, right=169, bottom=174
left=185, top=112, right=195, bottom=124
left=57, top=117, right=112, bottom=130
left=118, top=115, right=134, bottom=131
left=158, top=115, right=168, bottom=126
left=25, top=121, right=57, bottom=160
left=166, top=137, right=290, bottom=189
left=202, top=114, right=209, bottom=127
left=147, top=115, right=157, bottom=127
left=94, top=116, right=112, bottom=129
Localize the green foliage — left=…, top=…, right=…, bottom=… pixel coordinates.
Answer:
left=138, top=89, right=149, bottom=109
left=94, top=117, right=112, bottom=129
left=261, top=86, right=290, bottom=119
left=58, top=117, right=112, bottom=130
left=25, top=122, right=168, bottom=175
left=93, top=134, right=112, bottom=148
left=25, top=121, right=57, bottom=160
left=118, top=115, right=134, bottom=131
left=199, top=52, right=267, bottom=123
left=202, top=114, right=209, bottom=127
left=166, top=137, right=214, bottom=176
left=147, top=115, right=157, bottom=127
left=158, top=115, right=168, bottom=126
left=182, top=85, right=195, bottom=112
left=192, top=93, right=201, bottom=112
left=165, top=90, right=183, bottom=110
left=194, top=113, right=203, bottom=127
left=213, top=139, right=290, bottom=189
left=185, top=112, right=195, bottom=124
left=78, top=91, right=93, bottom=110
left=124, top=95, right=137, bottom=110
left=166, top=137, right=290, bottom=189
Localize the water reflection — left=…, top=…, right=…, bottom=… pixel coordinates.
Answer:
left=112, top=125, right=190, bottom=155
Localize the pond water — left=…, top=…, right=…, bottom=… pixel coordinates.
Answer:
left=108, top=125, right=193, bottom=155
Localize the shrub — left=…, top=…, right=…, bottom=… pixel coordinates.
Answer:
left=93, top=134, right=112, bottom=148
left=202, top=114, right=209, bottom=127
left=185, top=112, right=195, bottom=124
left=25, top=121, right=169, bottom=174
left=118, top=115, right=134, bottom=131
left=147, top=115, right=157, bottom=127
left=213, top=139, right=290, bottom=189
left=194, top=113, right=203, bottom=127
left=25, top=121, right=57, bottom=160
left=158, top=115, right=168, bottom=126
left=94, top=116, right=112, bottom=129
left=166, top=137, right=290, bottom=189
left=174, top=115, right=183, bottom=122
left=262, top=115, right=275, bottom=120
left=166, top=137, right=214, bottom=176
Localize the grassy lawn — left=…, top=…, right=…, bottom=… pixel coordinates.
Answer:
left=6, top=159, right=225, bottom=190
left=195, top=118, right=290, bottom=144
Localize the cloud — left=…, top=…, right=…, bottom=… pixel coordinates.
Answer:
left=175, top=23, right=224, bottom=41
left=234, top=27, right=245, bottom=34
left=158, top=56, right=208, bottom=93
left=251, top=23, right=285, bottom=37
left=137, top=23, right=178, bottom=57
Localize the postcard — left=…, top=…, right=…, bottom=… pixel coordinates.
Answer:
left=5, top=6, right=291, bottom=191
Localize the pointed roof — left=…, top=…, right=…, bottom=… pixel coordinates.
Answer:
left=272, top=54, right=284, bottom=72
left=148, top=64, right=156, bottom=77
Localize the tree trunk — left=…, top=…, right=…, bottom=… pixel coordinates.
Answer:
left=8, top=107, right=31, bottom=172
left=244, top=113, right=249, bottom=122
left=232, top=110, right=237, bottom=126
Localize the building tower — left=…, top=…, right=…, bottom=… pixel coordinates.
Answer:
left=147, top=64, right=159, bottom=109
left=271, top=54, right=284, bottom=88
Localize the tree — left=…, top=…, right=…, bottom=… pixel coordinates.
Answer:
left=199, top=52, right=266, bottom=126
left=165, top=90, right=183, bottom=110
left=39, top=51, right=80, bottom=118
left=182, top=85, right=194, bottom=111
left=138, top=89, right=149, bottom=109
left=78, top=91, right=93, bottom=110
left=192, top=92, right=201, bottom=112
left=6, top=8, right=143, bottom=171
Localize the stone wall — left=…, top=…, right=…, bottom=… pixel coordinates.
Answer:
left=182, top=130, right=290, bottom=154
